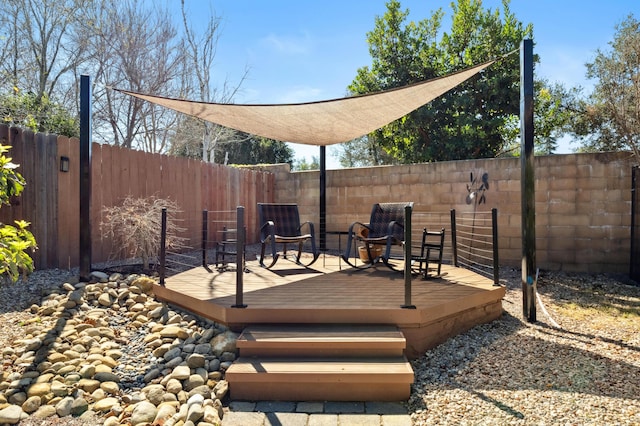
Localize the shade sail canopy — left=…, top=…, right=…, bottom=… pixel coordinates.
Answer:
left=115, top=60, right=494, bottom=146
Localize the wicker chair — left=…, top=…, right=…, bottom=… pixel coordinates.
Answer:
left=342, top=202, right=413, bottom=270
left=258, top=203, right=319, bottom=269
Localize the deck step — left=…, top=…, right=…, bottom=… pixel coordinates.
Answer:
left=225, top=356, right=414, bottom=401
left=228, top=324, right=414, bottom=401
left=236, top=324, right=406, bottom=357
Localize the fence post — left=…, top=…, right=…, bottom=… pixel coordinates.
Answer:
left=233, top=206, right=247, bottom=308
left=450, top=209, right=458, bottom=267
left=402, top=204, right=415, bottom=309
left=492, top=208, right=500, bottom=286
left=159, top=208, right=167, bottom=286
left=202, top=210, right=208, bottom=268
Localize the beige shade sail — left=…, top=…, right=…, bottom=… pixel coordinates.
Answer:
left=115, top=60, right=495, bottom=146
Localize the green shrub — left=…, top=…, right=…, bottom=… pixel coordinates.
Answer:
left=0, top=145, right=37, bottom=284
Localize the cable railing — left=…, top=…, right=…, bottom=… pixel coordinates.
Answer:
left=160, top=206, right=247, bottom=307
left=159, top=205, right=500, bottom=311
left=450, top=208, right=499, bottom=285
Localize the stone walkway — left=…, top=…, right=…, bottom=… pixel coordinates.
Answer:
left=222, top=400, right=412, bottom=425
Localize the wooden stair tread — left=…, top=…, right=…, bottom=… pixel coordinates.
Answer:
left=237, top=324, right=406, bottom=347
left=226, top=356, right=414, bottom=382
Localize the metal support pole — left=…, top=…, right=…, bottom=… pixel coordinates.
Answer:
left=202, top=210, right=208, bottom=268
left=631, top=167, right=639, bottom=282
left=450, top=209, right=458, bottom=267
left=319, top=146, right=326, bottom=251
left=492, top=208, right=500, bottom=286
left=520, top=39, right=537, bottom=322
left=159, top=208, right=167, bottom=286
left=233, top=206, right=247, bottom=308
left=79, top=75, right=92, bottom=280
left=402, top=204, right=415, bottom=309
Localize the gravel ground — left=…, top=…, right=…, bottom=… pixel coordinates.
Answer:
left=1, top=263, right=639, bottom=425
left=408, top=267, right=640, bottom=425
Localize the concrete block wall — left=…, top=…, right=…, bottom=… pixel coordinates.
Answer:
left=262, top=151, right=633, bottom=274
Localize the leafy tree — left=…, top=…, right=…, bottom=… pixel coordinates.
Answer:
left=499, top=81, right=581, bottom=156
left=0, top=145, right=37, bottom=284
left=293, top=156, right=319, bottom=171
left=570, top=15, right=640, bottom=161
left=214, top=135, right=294, bottom=165
left=334, top=136, right=394, bottom=168
left=0, top=90, right=79, bottom=137
left=348, top=0, right=533, bottom=164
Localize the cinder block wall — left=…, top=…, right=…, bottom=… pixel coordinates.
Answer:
left=263, top=152, right=633, bottom=274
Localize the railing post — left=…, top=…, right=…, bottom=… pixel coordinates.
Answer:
left=233, top=206, right=247, bottom=308
left=450, top=209, right=458, bottom=267
left=492, top=208, right=500, bottom=286
left=159, top=208, right=167, bottom=286
left=402, top=204, right=415, bottom=309
left=202, top=210, right=208, bottom=268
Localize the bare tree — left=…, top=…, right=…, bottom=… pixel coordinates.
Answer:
left=177, top=0, right=249, bottom=162
left=87, top=0, right=185, bottom=151
left=0, top=0, right=90, bottom=103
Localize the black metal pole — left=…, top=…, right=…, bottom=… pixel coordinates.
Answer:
left=202, top=210, right=208, bottom=268
left=159, top=208, right=167, bottom=286
left=520, top=39, right=537, bottom=322
left=450, top=209, right=458, bottom=267
left=492, top=208, right=500, bottom=286
left=320, top=146, right=326, bottom=251
left=631, top=166, right=639, bottom=282
left=402, top=204, right=415, bottom=309
left=79, top=75, right=92, bottom=280
left=233, top=206, right=247, bottom=308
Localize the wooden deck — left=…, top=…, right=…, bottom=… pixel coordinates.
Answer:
left=154, top=254, right=505, bottom=359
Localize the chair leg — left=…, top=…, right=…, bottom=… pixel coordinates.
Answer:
left=259, top=241, right=279, bottom=269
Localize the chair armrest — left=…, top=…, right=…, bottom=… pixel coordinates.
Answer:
left=260, top=220, right=276, bottom=242
left=387, top=220, right=405, bottom=241
left=298, top=221, right=316, bottom=236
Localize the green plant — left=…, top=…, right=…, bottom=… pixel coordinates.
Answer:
left=100, top=195, right=186, bottom=270
left=0, top=145, right=37, bottom=284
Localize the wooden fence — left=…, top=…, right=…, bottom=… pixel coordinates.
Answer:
left=0, top=124, right=274, bottom=270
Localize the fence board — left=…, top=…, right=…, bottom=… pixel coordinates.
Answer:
left=0, top=124, right=274, bottom=269
left=91, top=143, right=106, bottom=262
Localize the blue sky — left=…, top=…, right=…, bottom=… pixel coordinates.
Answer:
left=178, top=0, right=639, bottom=168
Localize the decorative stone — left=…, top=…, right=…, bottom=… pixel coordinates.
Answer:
left=21, top=396, right=41, bottom=414
left=31, top=405, right=57, bottom=419
left=27, top=382, right=51, bottom=397
left=210, top=331, right=238, bottom=356
left=70, top=396, right=89, bottom=416
left=55, top=396, right=74, bottom=417
left=93, top=397, right=120, bottom=412
left=171, top=365, right=191, bottom=380
left=130, top=400, right=158, bottom=425
left=0, top=404, right=28, bottom=424
left=94, top=372, right=120, bottom=383
left=186, top=353, right=206, bottom=369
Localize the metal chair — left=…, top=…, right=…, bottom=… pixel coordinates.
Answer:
left=342, top=202, right=413, bottom=271
left=258, top=203, right=319, bottom=269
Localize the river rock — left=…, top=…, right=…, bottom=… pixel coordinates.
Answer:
left=0, top=404, right=28, bottom=424
left=130, top=400, right=158, bottom=425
